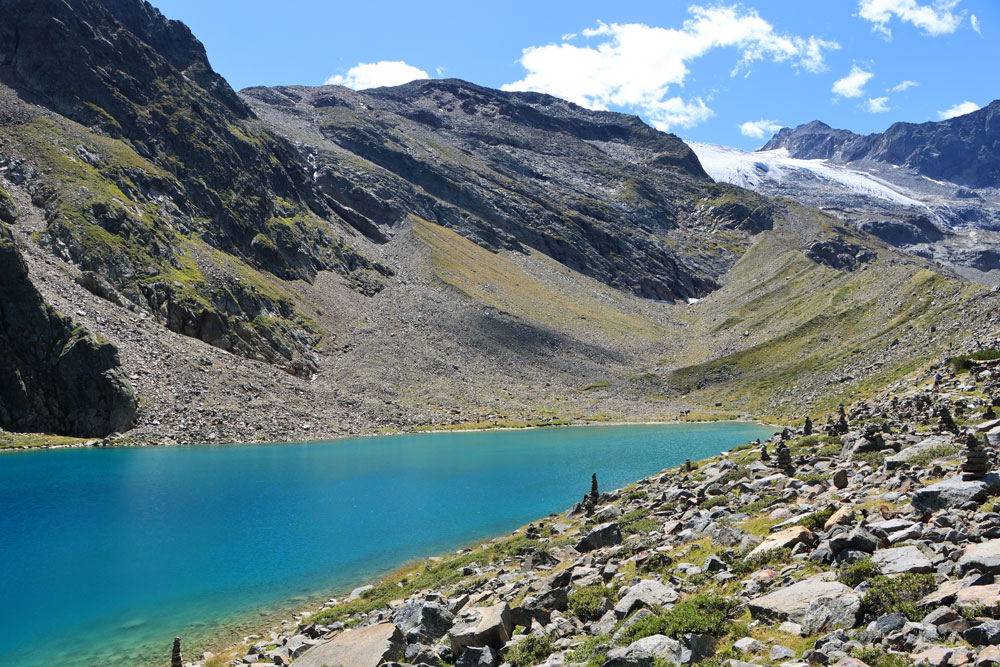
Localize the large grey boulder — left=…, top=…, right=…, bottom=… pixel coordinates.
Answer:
left=959, top=539, right=1000, bottom=575
left=912, top=475, right=1000, bottom=513
left=603, top=634, right=684, bottom=666
left=748, top=579, right=860, bottom=634
left=392, top=600, right=455, bottom=642
left=872, top=546, right=934, bottom=575
left=456, top=645, right=499, bottom=666
left=293, top=623, right=405, bottom=667
left=886, top=436, right=953, bottom=470
left=449, top=603, right=513, bottom=655
left=577, top=523, right=623, bottom=552
left=614, top=579, right=679, bottom=618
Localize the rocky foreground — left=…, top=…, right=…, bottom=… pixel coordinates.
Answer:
left=182, top=349, right=1000, bottom=667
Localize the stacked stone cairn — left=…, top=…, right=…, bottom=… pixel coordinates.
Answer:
left=172, top=638, right=183, bottom=667
left=803, top=415, right=813, bottom=435
left=760, top=441, right=770, bottom=462
left=939, top=405, right=959, bottom=433
left=775, top=441, right=793, bottom=475
left=962, top=432, right=990, bottom=481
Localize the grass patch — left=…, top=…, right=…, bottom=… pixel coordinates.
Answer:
left=851, top=647, right=915, bottom=667
left=619, top=508, right=660, bottom=536
left=949, top=349, right=1000, bottom=373
left=0, top=433, right=87, bottom=449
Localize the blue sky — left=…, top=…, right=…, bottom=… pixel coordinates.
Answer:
left=152, top=0, right=998, bottom=150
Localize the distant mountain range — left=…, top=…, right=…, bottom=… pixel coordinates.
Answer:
left=0, top=0, right=997, bottom=441
left=761, top=101, right=1000, bottom=190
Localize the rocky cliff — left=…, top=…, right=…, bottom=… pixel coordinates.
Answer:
left=0, top=224, right=137, bottom=436
left=244, top=80, right=772, bottom=303
left=762, top=100, right=1000, bottom=189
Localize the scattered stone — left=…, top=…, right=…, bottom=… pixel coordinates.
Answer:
left=746, top=525, right=814, bottom=559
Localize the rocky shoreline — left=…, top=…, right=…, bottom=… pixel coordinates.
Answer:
left=164, top=347, right=1000, bottom=667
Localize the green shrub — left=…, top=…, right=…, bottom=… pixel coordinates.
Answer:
left=730, top=546, right=792, bottom=576
left=569, top=585, right=616, bottom=622
left=862, top=574, right=936, bottom=620
left=949, top=349, right=1000, bottom=373
left=700, top=495, right=730, bottom=510
left=850, top=647, right=915, bottom=667
left=837, top=558, right=880, bottom=588
left=739, top=494, right=784, bottom=514
left=620, top=508, right=659, bottom=535
left=506, top=634, right=555, bottom=667
left=625, top=489, right=648, bottom=501
left=617, top=595, right=740, bottom=643
left=565, top=635, right=611, bottom=667
left=798, top=505, right=836, bottom=531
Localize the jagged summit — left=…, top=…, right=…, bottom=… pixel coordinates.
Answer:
left=761, top=100, right=1000, bottom=188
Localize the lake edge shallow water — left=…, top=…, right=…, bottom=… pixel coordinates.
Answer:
left=1, top=421, right=777, bottom=666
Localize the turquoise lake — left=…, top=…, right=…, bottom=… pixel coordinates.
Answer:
left=0, top=422, right=775, bottom=666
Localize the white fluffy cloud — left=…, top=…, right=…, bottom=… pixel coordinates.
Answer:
left=938, top=100, right=980, bottom=119
left=971, top=14, right=981, bottom=34
left=739, top=119, right=783, bottom=139
left=326, top=61, right=428, bottom=90
left=865, top=97, right=891, bottom=112
left=832, top=66, right=874, bottom=98
left=502, top=5, right=839, bottom=131
left=858, top=0, right=967, bottom=37
left=891, top=80, right=919, bottom=91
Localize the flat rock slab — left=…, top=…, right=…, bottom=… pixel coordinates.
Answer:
left=748, top=579, right=860, bottom=634
left=920, top=576, right=991, bottom=607
left=604, top=634, right=683, bottom=666
left=886, top=436, right=953, bottom=470
left=912, top=475, right=1000, bottom=513
left=614, top=579, right=679, bottom=618
left=959, top=539, right=1000, bottom=575
left=873, top=546, right=934, bottom=575
left=747, top=526, right=814, bottom=559
left=956, top=584, right=1000, bottom=608
left=450, top=602, right=513, bottom=655
left=294, top=623, right=405, bottom=667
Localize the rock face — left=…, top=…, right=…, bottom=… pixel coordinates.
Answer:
left=958, top=539, right=1000, bottom=575
left=748, top=579, right=860, bottom=633
left=911, top=475, right=999, bottom=513
left=604, top=634, right=684, bottom=666
left=243, top=79, right=780, bottom=303
left=761, top=101, right=1000, bottom=189
left=293, top=623, right=405, bottom=667
left=0, top=226, right=137, bottom=436
left=0, top=0, right=386, bottom=375
left=871, top=545, right=934, bottom=575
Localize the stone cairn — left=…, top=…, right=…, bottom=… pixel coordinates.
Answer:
left=837, top=404, right=849, bottom=435
left=685, top=458, right=693, bottom=472
left=171, top=637, right=183, bottom=667
left=760, top=440, right=770, bottom=462
left=804, top=416, right=813, bottom=436
left=939, top=405, right=959, bottom=433
left=962, top=432, right=990, bottom=481
left=775, top=442, right=793, bottom=475
left=590, top=473, right=599, bottom=502
left=986, top=404, right=997, bottom=419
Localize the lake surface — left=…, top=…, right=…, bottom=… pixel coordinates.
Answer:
left=0, top=422, right=774, bottom=666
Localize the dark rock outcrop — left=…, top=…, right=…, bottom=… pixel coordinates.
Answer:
left=0, top=226, right=137, bottom=436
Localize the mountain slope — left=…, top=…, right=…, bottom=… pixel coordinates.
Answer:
left=243, top=80, right=774, bottom=303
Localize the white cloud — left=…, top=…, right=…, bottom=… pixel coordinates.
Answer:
left=326, top=61, right=428, bottom=89
left=501, top=5, right=839, bottom=131
left=832, top=65, right=874, bottom=98
left=858, top=0, right=967, bottom=38
left=938, top=100, right=980, bottom=119
left=971, top=13, right=981, bottom=34
left=739, top=119, right=783, bottom=138
left=891, top=80, right=919, bottom=91
left=865, top=96, right=891, bottom=112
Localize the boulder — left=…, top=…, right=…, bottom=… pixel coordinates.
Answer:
left=746, top=526, right=815, bottom=559
left=577, top=523, right=623, bottom=552
left=293, top=623, right=405, bottom=667
left=886, top=436, right=953, bottom=470
left=872, top=546, right=934, bottom=575
left=392, top=600, right=455, bottom=642
left=748, top=579, right=860, bottom=634
left=449, top=603, right=513, bottom=655
left=825, top=507, right=855, bottom=531
left=964, top=621, right=1000, bottom=646
left=912, top=476, right=1000, bottom=513
left=603, top=634, right=684, bottom=666
left=959, top=540, right=1000, bottom=575
left=614, top=579, right=679, bottom=618
left=456, top=646, right=498, bottom=667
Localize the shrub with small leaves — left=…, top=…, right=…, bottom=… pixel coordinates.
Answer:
left=798, top=505, right=836, bottom=531
left=862, top=574, right=936, bottom=620
left=506, top=634, right=555, bottom=667
left=730, top=546, right=792, bottom=576
left=837, top=558, right=880, bottom=588
left=850, top=647, right=916, bottom=667
left=617, top=595, right=740, bottom=643
left=568, top=585, right=616, bottom=622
